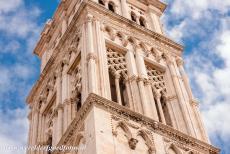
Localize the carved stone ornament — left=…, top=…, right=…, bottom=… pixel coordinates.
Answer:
left=128, top=138, right=139, bottom=150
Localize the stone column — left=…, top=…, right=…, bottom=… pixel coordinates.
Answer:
left=135, top=46, right=151, bottom=117
left=125, top=49, right=142, bottom=113
left=86, top=14, right=98, bottom=94
left=176, top=58, right=194, bottom=100
left=114, top=73, right=122, bottom=105
left=55, top=67, right=63, bottom=142
left=155, top=92, right=166, bottom=124
left=62, top=10, right=67, bottom=35
left=125, top=80, right=133, bottom=109
left=145, top=82, right=159, bottom=121
left=62, top=57, right=70, bottom=132
left=95, top=20, right=111, bottom=99
left=121, top=0, right=129, bottom=18
left=166, top=55, right=194, bottom=135
left=31, top=106, right=39, bottom=146
left=56, top=104, right=63, bottom=143
left=192, top=100, right=210, bottom=143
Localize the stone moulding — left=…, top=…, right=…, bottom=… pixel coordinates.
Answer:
left=57, top=93, right=220, bottom=154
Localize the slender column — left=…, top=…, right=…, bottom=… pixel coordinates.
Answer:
left=95, top=20, right=111, bottom=99
left=114, top=73, right=122, bottom=105
left=155, top=92, right=166, bottom=124
left=192, top=100, right=210, bottom=143
left=55, top=67, right=63, bottom=141
left=125, top=81, right=133, bottom=109
left=56, top=105, right=63, bottom=143
left=125, top=50, right=142, bottom=113
left=146, top=82, right=159, bottom=121
left=166, top=56, right=194, bottom=135
left=176, top=58, right=194, bottom=100
left=135, top=46, right=150, bottom=116
left=37, top=113, right=42, bottom=143
left=137, top=78, right=150, bottom=116
left=31, top=107, right=39, bottom=146
left=135, top=46, right=147, bottom=78
left=86, top=14, right=98, bottom=94
left=121, top=0, right=129, bottom=18
left=62, top=10, right=67, bottom=35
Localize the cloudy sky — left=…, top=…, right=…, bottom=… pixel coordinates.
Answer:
left=0, top=0, right=229, bottom=153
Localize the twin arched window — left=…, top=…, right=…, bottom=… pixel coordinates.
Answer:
left=130, top=12, right=147, bottom=28
left=98, top=0, right=116, bottom=13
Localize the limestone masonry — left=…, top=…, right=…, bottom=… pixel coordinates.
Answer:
left=26, top=0, right=220, bottom=153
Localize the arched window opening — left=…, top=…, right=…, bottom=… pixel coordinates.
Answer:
left=108, top=2, right=115, bottom=12
left=76, top=93, right=82, bottom=112
left=98, top=0, right=105, bottom=6
left=160, top=92, right=172, bottom=126
left=131, top=12, right=137, bottom=22
left=109, top=71, right=118, bottom=102
left=119, top=80, right=127, bottom=107
left=139, top=17, right=146, bottom=27
left=47, top=136, right=52, bottom=154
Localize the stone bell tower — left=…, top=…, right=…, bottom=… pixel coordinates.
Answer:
left=26, top=0, right=220, bottom=153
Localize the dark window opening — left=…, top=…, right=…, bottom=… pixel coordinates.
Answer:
left=139, top=17, right=146, bottom=27
left=119, top=80, right=127, bottom=107
left=47, top=136, right=52, bottom=154
left=108, top=2, right=115, bottom=12
left=76, top=93, right=82, bottom=111
left=109, top=72, right=117, bottom=102
left=160, top=94, right=172, bottom=126
left=131, top=12, right=137, bottom=22
left=98, top=0, right=105, bottom=5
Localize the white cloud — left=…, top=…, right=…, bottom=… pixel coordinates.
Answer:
left=0, top=108, right=28, bottom=154
left=163, top=0, right=230, bottom=152
left=0, top=1, right=41, bottom=153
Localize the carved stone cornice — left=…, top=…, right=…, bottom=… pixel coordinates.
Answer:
left=57, top=94, right=220, bottom=154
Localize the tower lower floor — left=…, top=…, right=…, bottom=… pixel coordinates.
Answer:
left=47, top=94, right=219, bottom=154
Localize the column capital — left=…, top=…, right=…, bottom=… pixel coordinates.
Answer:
left=114, top=72, right=121, bottom=79
left=86, top=52, right=97, bottom=62
left=55, top=65, right=63, bottom=77
left=86, top=14, right=94, bottom=23
left=176, top=57, right=184, bottom=66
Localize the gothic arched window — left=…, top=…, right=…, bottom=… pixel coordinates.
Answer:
left=107, top=48, right=129, bottom=107
left=108, top=1, right=115, bottom=12
left=76, top=93, right=82, bottom=112
left=131, top=12, right=137, bottom=22
left=139, top=16, right=147, bottom=27
left=98, top=0, right=105, bottom=6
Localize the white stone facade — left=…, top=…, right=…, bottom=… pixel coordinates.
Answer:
left=26, top=0, right=220, bottom=154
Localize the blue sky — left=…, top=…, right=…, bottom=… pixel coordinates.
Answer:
left=0, top=0, right=229, bottom=153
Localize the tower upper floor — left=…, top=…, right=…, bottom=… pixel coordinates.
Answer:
left=33, top=0, right=173, bottom=72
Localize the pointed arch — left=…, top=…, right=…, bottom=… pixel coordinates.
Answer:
left=74, top=132, right=85, bottom=146
left=104, top=26, right=116, bottom=41
left=166, top=143, right=183, bottom=154
left=115, top=121, right=132, bottom=139
left=139, top=42, right=149, bottom=55
left=136, top=130, right=154, bottom=148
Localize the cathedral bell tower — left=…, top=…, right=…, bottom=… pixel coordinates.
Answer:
left=26, top=0, right=220, bottom=153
